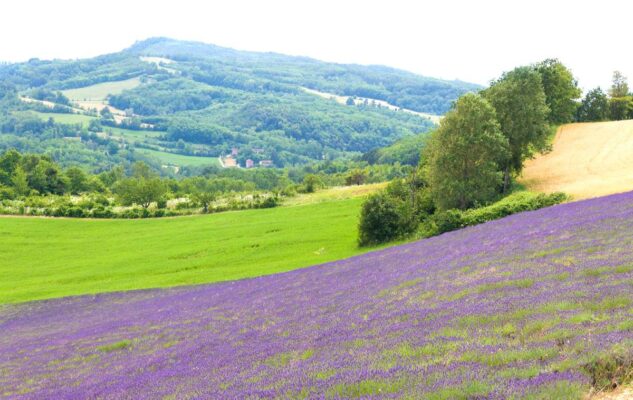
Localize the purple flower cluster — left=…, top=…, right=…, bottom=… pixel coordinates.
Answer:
left=2, top=191, right=633, bottom=399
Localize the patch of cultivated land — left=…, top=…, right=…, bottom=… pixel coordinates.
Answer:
left=27, top=111, right=95, bottom=126
left=0, top=196, right=378, bottom=304
left=2, top=191, right=633, bottom=398
left=61, top=78, right=141, bottom=123
left=61, top=77, right=141, bottom=101
left=135, top=148, right=221, bottom=168
left=521, top=120, right=633, bottom=200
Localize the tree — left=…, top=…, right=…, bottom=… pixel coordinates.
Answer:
left=610, top=71, right=629, bottom=98
left=187, top=177, right=217, bottom=213
left=576, top=88, right=609, bottom=122
left=11, top=166, right=29, bottom=196
left=534, top=59, right=581, bottom=124
left=65, top=167, right=89, bottom=194
left=358, top=193, right=415, bottom=246
left=302, top=174, right=322, bottom=193
left=483, top=66, right=550, bottom=192
left=425, top=93, right=509, bottom=210
left=0, top=149, right=21, bottom=186
left=345, top=168, right=367, bottom=185
left=609, top=97, right=633, bottom=121
left=113, top=162, right=166, bottom=207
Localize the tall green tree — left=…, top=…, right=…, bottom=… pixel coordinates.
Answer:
left=186, top=177, right=217, bottom=213
left=425, top=93, right=509, bottom=210
left=609, top=97, right=633, bottom=121
left=483, top=67, right=550, bottom=192
left=576, top=87, right=609, bottom=122
left=65, top=167, right=89, bottom=195
left=11, top=166, right=29, bottom=196
left=534, top=59, right=581, bottom=124
left=608, top=71, right=632, bottom=121
left=610, top=71, right=629, bottom=98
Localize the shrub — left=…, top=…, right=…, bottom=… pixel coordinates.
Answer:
left=0, top=186, right=15, bottom=200
left=156, top=197, right=168, bottom=209
left=358, top=193, right=417, bottom=246
left=462, top=192, right=567, bottom=226
left=583, top=343, right=633, bottom=391
left=432, top=209, right=465, bottom=234
left=255, top=196, right=279, bottom=209
left=64, top=206, right=86, bottom=218
left=91, top=206, right=114, bottom=218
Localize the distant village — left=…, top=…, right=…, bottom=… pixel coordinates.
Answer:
left=219, top=147, right=273, bottom=169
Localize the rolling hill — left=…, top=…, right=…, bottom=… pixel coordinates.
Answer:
left=521, top=120, right=633, bottom=200
left=0, top=38, right=480, bottom=170
left=2, top=190, right=633, bottom=398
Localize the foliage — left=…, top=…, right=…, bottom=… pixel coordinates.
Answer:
left=361, top=133, right=428, bottom=165
left=609, top=71, right=629, bottom=98
left=533, top=59, right=581, bottom=124
left=425, top=93, right=509, bottom=210
left=576, top=87, right=609, bottom=122
left=483, top=66, right=550, bottom=191
left=609, top=96, right=633, bottom=121
left=358, top=193, right=416, bottom=246
left=423, top=191, right=567, bottom=236
left=583, top=343, right=633, bottom=391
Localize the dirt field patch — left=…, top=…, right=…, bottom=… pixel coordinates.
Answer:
left=520, top=120, right=633, bottom=200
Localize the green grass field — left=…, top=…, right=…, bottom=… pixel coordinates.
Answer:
left=32, top=112, right=95, bottom=126
left=137, top=148, right=221, bottom=167
left=61, top=78, right=141, bottom=101
left=0, top=197, right=383, bottom=304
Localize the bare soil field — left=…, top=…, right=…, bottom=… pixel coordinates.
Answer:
left=520, top=120, right=633, bottom=200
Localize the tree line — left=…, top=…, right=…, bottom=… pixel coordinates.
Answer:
left=359, top=59, right=578, bottom=245
left=576, top=71, right=633, bottom=122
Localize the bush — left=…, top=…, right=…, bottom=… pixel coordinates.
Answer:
left=91, top=206, right=114, bottom=218
left=156, top=197, right=168, bottom=209
left=583, top=343, right=633, bottom=391
left=64, top=206, right=86, bottom=218
left=462, top=192, right=567, bottom=226
left=420, top=191, right=567, bottom=238
left=0, top=186, right=15, bottom=200
left=358, top=193, right=417, bottom=246
left=432, top=209, right=465, bottom=234
left=255, top=196, right=279, bottom=209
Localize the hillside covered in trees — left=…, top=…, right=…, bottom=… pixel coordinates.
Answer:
left=0, top=38, right=479, bottom=170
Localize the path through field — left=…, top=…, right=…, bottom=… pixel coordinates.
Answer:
left=521, top=120, right=633, bottom=200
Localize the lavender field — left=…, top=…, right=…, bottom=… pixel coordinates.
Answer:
left=2, top=192, right=633, bottom=399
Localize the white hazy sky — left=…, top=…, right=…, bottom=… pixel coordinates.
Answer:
left=2, top=0, right=631, bottom=91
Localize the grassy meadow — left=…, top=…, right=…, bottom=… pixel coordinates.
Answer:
left=135, top=148, right=221, bottom=167
left=31, top=112, right=96, bottom=126
left=0, top=196, right=382, bottom=304
left=61, top=78, right=141, bottom=101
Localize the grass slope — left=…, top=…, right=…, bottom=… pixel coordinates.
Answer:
left=0, top=197, right=372, bottom=304
left=521, top=120, right=633, bottom=200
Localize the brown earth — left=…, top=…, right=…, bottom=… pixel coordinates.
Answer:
left=520, top=120, right=633, bottom=200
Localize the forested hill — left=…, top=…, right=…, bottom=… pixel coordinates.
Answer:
left=0, top=37, right=480, bottom=169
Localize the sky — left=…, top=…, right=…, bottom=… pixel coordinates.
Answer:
left=2, top=0, right=631, bottom=91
